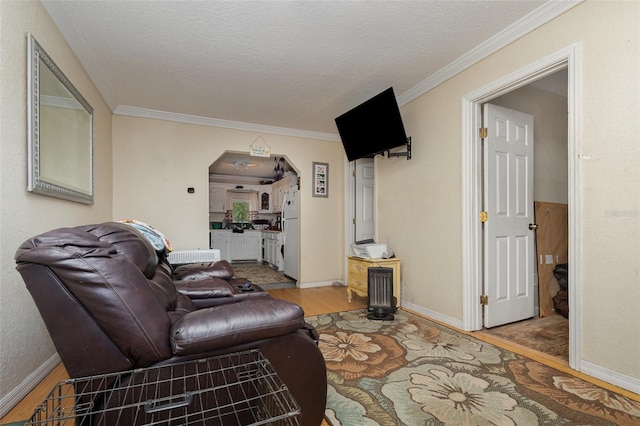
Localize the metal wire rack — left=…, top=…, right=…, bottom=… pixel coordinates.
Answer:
left=26, top=350, right=300, bottom=426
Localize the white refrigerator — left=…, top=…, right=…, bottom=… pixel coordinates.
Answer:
left=282, top=186, right=299, bottom=280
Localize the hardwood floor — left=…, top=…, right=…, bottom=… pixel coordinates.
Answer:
left=268, top=284, right=366, bottom=317
left=0, top=285, right=366, bottom=424
left=0, top=363, right=69, bottom=424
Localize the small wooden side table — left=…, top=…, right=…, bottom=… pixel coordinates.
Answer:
left=347, top=256, right=401, bottom=307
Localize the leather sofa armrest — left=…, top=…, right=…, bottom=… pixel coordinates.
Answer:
left=173, top=260, right=234, bottom=281
left=171, top=298, right=305, bottom=356
left=174, top=277, right=234, bottom=299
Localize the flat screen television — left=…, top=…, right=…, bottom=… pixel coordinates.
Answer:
left=335, top=87, right=408, bottom=162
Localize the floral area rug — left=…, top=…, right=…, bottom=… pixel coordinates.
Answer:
left=305, top=310, right=640, bottom=426
left=232, top=264, right=294, bottom=288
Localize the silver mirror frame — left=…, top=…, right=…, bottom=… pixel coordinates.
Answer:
left=27, top=33, right=94, bottom=204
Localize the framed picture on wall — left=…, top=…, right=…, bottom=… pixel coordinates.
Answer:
left=312, top=162, right=329, bottom=198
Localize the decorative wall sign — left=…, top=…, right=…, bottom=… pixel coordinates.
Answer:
left=312, top=162, right=329, bottom=198
left=249, top=135, right=271, bottom=157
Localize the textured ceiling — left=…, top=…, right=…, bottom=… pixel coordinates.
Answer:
left=40, top=0, right=577, bottom=178
left=40, top=0, right=570, bottom=138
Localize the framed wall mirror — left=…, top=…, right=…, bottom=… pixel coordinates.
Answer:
left=27, top=33, right=94, bottom=204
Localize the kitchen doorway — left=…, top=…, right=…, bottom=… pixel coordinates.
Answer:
left=208, top=151, right=300, bottom=283
left=461, top=44, right=581, bottom=369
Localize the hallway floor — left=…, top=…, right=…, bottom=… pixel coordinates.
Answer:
left=480, top=313, right=569, bottom=361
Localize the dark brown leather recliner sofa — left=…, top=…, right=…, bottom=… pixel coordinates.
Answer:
left=15, top=222, right=326, bottom=425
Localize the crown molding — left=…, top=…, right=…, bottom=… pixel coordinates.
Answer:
left=113, top=105, right=341, bottom=142
left=397, top=0, right=582, bottom=107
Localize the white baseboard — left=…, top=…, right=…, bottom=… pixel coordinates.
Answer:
left=580, top=359, right=640, bottom=395
left=401, top=301, right=464, bottom=330
left=298, top=280, right=337, bottom=289
left=0, top=353, right=60, bottom=419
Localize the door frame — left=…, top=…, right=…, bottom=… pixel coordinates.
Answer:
left=344, top=158, right=356, bottom=274
left=461, top=43, right=581, bottom=369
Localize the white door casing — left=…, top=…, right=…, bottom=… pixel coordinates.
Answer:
left=460, top=44, right=579, bottom=368
left=483, top=103, right=536, bottom=328
left=355, top=158, right=375, bottom=242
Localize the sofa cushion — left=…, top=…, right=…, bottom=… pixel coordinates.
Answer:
left=170, top=298, right=305, bottom=355
left=174, top=277, right=235, bottom=299
left=81, top=222, right=158, bottom=279
left=148, top=265, right=181, bottom=310
left=173, top=260, right=234, bottom=281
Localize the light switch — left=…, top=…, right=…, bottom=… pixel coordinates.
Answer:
left=545, top=254, right=554, bottom=264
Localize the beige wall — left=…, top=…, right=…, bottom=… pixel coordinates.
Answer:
left=378, top=1, right=639, bottom=381
left=0, top=0, right=113, bottom=409
left=112, top=115, right=344, bottom=284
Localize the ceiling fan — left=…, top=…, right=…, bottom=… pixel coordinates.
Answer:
left=221, top=160, right=259, bottom=170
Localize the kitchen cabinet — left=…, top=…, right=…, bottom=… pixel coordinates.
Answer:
left=230, top=230, right=261, bottom=261
left=261, top=231, right=283, bottom=271
left=210, top=230, right=261, bottom=262
left=347, top=256, right=401, bottom=308
left=210, top=230, right=230, bottom=261
left=209, top=184, right=229, bottom=212
left=259, top=187, right=272, bottom=213
left=210, top=179, right=293, bottom=213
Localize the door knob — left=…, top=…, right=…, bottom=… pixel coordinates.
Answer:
left=529, top=223, right=538, bottom=230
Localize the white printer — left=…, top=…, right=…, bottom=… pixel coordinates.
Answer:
left=351, top=242, right=389, bottom=259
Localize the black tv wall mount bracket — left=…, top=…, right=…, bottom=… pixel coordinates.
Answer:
left=386, top=137, right=412, bottom=160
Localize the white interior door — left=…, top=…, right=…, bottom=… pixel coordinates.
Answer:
left=355, top=158, right=375, bottom=242
left=483, top=103, right=535, bottom=328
